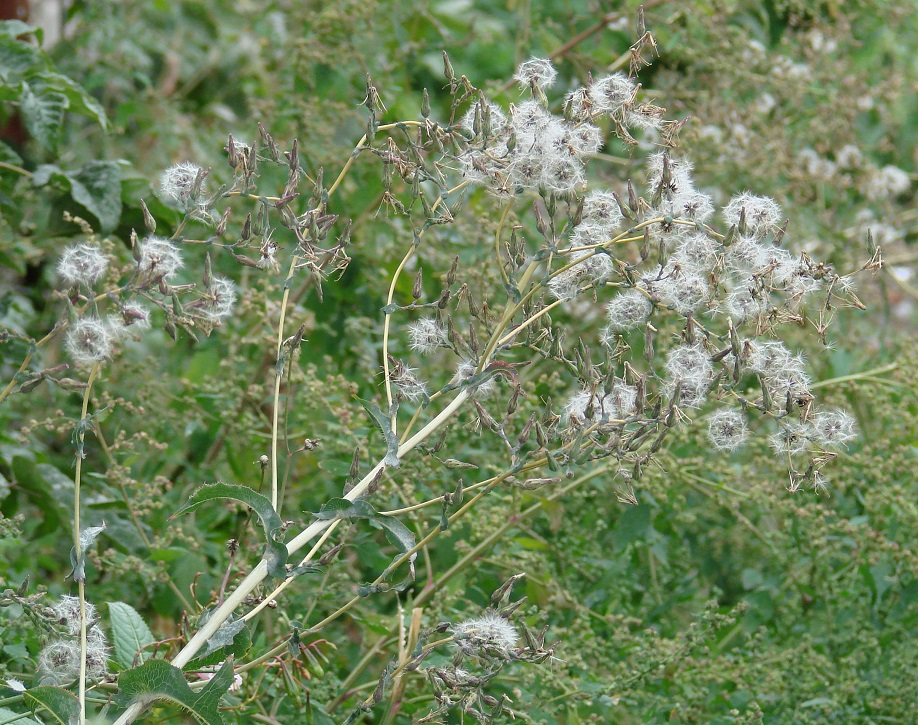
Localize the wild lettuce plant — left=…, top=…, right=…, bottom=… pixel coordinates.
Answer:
left=0, top=11, right=888, bottom=724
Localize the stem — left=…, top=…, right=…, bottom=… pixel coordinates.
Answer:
left=74, top=362, right=101, bottom=725
left=113, top=389, right=471, bottom=724
left=271, top=256, right=301, bottom=513
left=809, top=362, right=898, bottom=389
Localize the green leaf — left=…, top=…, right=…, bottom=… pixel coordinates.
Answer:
left=109, top=601, right=156, bottom=669
left=185, top=618, right=251, bottom=670
left=19, top=83, right=66, bottom=152
left=0, top=35, right=44, bottom=77
left=115, top=657, right=233, bottom=725
left=30, top=161, right=123, bottom=231
left=22, top=687, right=79, bottom=725
left=171, top=483, right=288, bottom=579
left=0, top=706, right=41, bottom=725
left=68, top=161, right=122, bottom=232
left=356, top=397, right=400, bottom=468
left=311, top=498, right=416, bottom=575
left=0, top=20, right=43, bottom=43
left=25, top=70, right=109, bottom=131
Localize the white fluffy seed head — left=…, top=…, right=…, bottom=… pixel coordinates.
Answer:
left=656, top=270, right=710, bottom=316
left=137, top=236, right=184, bottom=280
left=453, top=612, right=519, bottom=658
left=811, top=408, right=857, bottom=447
left=582, top=190, right=624, bottom=231
left=456, top=359, right=497, bottom=397
left=121, top=302, right=152, bottom=330
left=664, top=344, right=713, bottom=408
left=707, top=409, right=748, bottom=451
left=391, top=364, right=428, bottom=403
left=57, top=244, right=108, bottom=287
left=65, top=318, right=113, bottom=364
left=588, top=73, right=636, bottom=114
left=160, top=162, right=206, bottom=205
left=407, top=318, right=447, bottom=354
left=606, top=289, right=652, bottom=331
left=513, top=57, right=557, bottom=91
left=200, top=276, right=236, bottom=322
left=50, top=596, right=97, bottom=637
left=723, top=192, right=783, bottom=237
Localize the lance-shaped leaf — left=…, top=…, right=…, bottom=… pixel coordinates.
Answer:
left=114, top=657, right=233, bottom=725
left=171, top=483, right=288, bottom=579
left=356, top=397, right=400, bottom=468
left=108, top=601, right=156, bottom=669
left=311, top=498, right=416, bottom=575
left=23, top=687, right=78, bottom=725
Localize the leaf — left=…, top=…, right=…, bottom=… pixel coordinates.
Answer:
left=115, top=658, right=233, bottom=725
left=0, top=35, right=44, bottom=77
left=185, top=619, right=251, bottom=670
left=19, top=83, right=67, bottom=151
left=25, top=70, right=109, bottom=131
left=30, top=161, right=122, bottom=232
left=0, top=706, right=41, bottom=725
left=171, top=483, right=288, bottom=579
left=68, top=161, right=122, bottom=232
left=108, top=601, right=156, bottom=669
left=356, top=397, right=400, bottom=468
left=311, top=498, right=416, bottom=575
left=22, top=686, right=79, bottom=725
left=0, top=20, right=43, bottom=43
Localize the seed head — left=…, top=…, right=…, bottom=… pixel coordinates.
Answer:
left=160, top=162, right=206, bottom=205
left=707, top=409, right=748, bottom=451
left=121, top=302, right=152, bottom=330
left=453, top=611, right=519, bottom=658
left=811, top=408, right=857, bottom=447
left=200, top=276, right=237, bottom=322
left=723, top=192, right=783, bottom=237
left=50, top=595, right=97, bottom=636
left=582, top=190, right=624, bottom=231
left=65, top=318, right=113, bottom=364
left=58, top=244, right=108, bottom=287
left=605, top=289, right=652, bottom=331
left=664, top=344, right=713, bottom=408
left=137, top=236, right=184, bottom=281
left=587, top=73, right=636, bottom=115
left=407, top=318, right=447, bottom=354
left=513, top=57, right=557, bottom=92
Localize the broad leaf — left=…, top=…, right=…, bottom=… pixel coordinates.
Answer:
left=171, top=483, right=288, bottom=578
left=26, top=70, right=109, bottom=131
left=23, top=687, right=79, bottom=725
left=0, top=35, right=44, bottom=77
left=109, top=601, right=156, bottom=669
left=68, top=161, right=122, bottom=232
left=115, top=658, right=233, bottom=725
left=19, top=83, right=66, bottom=151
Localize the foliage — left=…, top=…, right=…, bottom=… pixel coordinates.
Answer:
left=0, top=2, right=915, bottom=724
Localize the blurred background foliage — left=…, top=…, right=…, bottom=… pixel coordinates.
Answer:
left=0, top=0, right=916, bottom=722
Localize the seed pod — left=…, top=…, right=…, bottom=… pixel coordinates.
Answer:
left=412, top=269, right=423, bottom=301
left=140, top=199, right=156, bottom=234
left=421, top=88, right=430, bottom=118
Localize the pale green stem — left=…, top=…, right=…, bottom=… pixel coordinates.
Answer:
left=74, top=361, right=101, bottom=725
left=809, top=362, right=898, bottom=389
left=271, top=255, right=301, bottom=513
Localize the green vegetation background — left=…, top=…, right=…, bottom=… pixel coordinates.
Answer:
left=0, top=1, right=916, bottom=723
